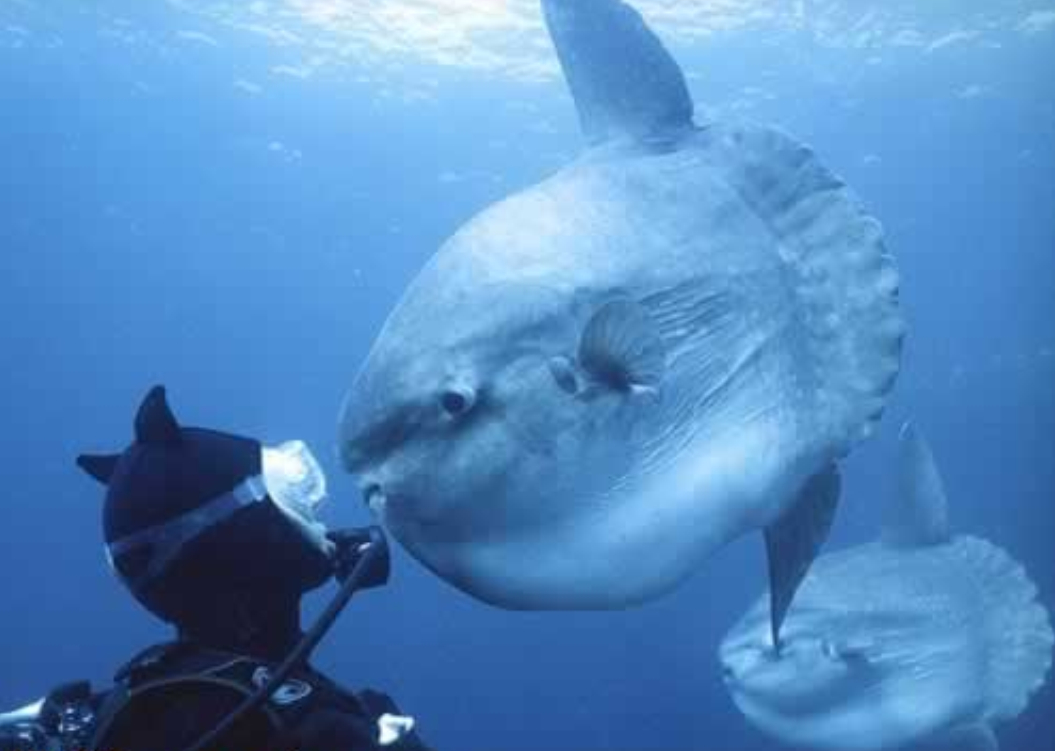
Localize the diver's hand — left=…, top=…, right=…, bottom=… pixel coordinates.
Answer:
left=328, top=526, right=390, bottom=590
left=0, top=726, right=45, bottom=751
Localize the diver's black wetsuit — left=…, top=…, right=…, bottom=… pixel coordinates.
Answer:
left=85, top=640, right=431, bottom=751
left=84, top=531, right=434, bottom=751
left=3, top=583, right=434, bottom=751
left=0, top=388, right=436, bottom=751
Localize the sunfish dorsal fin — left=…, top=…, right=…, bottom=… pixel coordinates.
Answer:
left=541, top=0, right=694, bottom=146
left=765, top=464, right=841, bottom=648
left=882, top=422, right=950, bottom=548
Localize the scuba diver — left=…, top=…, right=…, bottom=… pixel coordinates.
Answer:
left=0, top=386, right=434, bottom=751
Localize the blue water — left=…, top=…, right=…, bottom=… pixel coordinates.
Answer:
left=1, top=2, right=1052, bottom=750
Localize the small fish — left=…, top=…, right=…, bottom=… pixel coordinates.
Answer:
left=720, top=424, right=1053, bottom=751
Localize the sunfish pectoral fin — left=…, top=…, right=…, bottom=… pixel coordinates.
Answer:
left=942, top=724, right=999, bottom=751
left=882, top=421, right=950, bottom=548
left=764, top=464, right=841, bottom=649
left=578, top=299, right=666, bottom=395
left=541, top=0, right=695, bottom=146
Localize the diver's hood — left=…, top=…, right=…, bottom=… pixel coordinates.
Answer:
left=77, top=386, right=329, bottom=594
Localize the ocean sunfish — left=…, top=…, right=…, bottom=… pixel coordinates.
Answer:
left=720, top=424, right=1053, bottom=751
left=338, top=0, right=903, bottom=630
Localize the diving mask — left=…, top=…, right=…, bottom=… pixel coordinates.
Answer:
left=107, top=441, right=331, bottom=590
left=262, top=441, right=327, bottom=522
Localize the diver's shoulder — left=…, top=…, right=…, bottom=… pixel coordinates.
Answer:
left=114, top=640, right=256, bottom=685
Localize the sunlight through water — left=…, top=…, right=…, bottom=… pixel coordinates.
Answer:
left=160, top=0, right=1055, bottom=84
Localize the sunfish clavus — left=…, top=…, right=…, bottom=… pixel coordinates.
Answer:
left=338, top=0, right=903, bottom=631
left=720, top=424, right=1054, bottom=751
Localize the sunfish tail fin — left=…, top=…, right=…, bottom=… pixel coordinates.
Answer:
left=705, top=124, right=903, bottom=456
left=882, top=422, right=951, bottom=547
left=541, top=0, right=694, bottom=146
left=957, top=537, right=1054, bottom=722
left=764, top=464, right=841, bottom=648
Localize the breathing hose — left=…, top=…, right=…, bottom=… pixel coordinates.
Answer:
left=181, top=527, right=389, bottom=751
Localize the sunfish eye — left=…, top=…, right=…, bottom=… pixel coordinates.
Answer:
left=440, top=386, right=476, bottom=417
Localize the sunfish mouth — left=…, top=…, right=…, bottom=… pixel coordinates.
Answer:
left=721, top=660, right=737, bottom=685
left=718, top=647, right=740, bottom=684
left=361, top=486, right=433, bottom=526
left=366, top=487, right=387, bottom=515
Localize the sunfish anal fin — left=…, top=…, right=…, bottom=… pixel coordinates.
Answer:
left=882, top=421, right=950, bottom=548
left=943, top=724, right=999, bottom=751
left=541, top=0, right=695, bottom=146
left=578, top=299, right=666, bottom=394
left=764, top=464, right=841, bottom=649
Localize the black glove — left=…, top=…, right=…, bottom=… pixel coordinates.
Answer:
left=327, top=525, right=391, bottom=590
left=0, top=725, right=46, bottom=751
left=0, top=683, right=96, bottom=751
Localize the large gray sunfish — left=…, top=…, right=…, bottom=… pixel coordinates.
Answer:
left=339, top=0, right=903, bottom=636
left=720, top=424, right=1053, bottom=751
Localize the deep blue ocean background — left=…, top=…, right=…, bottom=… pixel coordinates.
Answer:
left=1, top=2, right=1052, bottom=750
